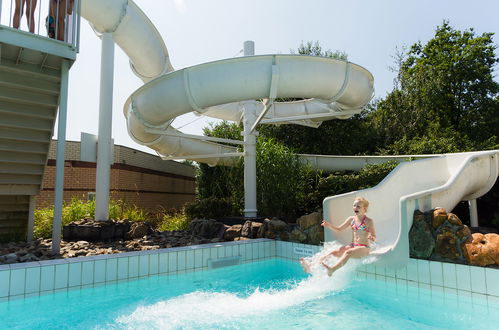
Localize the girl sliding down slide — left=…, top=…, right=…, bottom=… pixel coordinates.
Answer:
left=300, top=197, right=376, bottom=276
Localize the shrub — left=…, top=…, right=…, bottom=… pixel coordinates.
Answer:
left=184, top=197, right=235, bottom=220
left=156, top=211, right=191, bottom=231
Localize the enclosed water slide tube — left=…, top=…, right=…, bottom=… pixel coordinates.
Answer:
left=323, top=150, right=499, bottom=268
left=81, top=0, right=374, bottom=166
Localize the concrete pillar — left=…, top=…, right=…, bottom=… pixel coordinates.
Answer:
left=95, top=33, right=115, bottom=221
left=468, top=199, right=478, bottom=227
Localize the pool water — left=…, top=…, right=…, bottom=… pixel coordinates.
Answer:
left=0, top=258, right=497, bottom=329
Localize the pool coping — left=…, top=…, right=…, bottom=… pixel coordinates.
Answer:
left=1, top=239, right=498, bottom=304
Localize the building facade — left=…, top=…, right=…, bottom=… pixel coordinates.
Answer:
left=36, top=140, right=196, bottom=212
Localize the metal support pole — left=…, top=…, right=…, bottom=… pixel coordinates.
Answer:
left=468, top=199, right=479, bottom=227
left=95, top=33, right=115, bottom=221
left=27, top=195, right=35, bottom=242
left=242, top=40, right=257, bottom=218
left=52, top=59, right=70, bottom=255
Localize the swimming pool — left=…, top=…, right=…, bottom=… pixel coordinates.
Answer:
left=1, top=257, right=497, bottom=329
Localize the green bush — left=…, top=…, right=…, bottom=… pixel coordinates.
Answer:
left=156, top=211, right=191, bottom=231
left=184, top=197, right=235, bottom=220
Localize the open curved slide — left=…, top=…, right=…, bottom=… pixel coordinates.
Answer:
left=323, top=150, right=499, bottom=268
left=80, top=0, right=374, bottom=166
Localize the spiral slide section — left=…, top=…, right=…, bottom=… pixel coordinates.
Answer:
left=323, top=150, right=499, bottom=268
left=81, top=0, right=374, bottom=166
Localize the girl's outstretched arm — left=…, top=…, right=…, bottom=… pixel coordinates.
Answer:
left=321, top=218, right=351, bottom=232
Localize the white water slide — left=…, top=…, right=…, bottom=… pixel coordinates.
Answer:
left=81, top=0, right=374, bottom=166
left=324, top=150, right=499, bottom=267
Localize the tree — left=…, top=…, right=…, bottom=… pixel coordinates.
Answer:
left=370, top=21, right=499, bottom=153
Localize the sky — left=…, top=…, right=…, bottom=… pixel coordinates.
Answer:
left=3, top=0, right=499, bottom=155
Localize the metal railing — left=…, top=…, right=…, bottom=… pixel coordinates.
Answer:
left=0, top=0, right=81, bottom=50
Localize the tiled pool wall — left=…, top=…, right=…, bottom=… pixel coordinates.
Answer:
left=1, top=239, right=498, bottom=304
left=0, top=239, right=275, bottom=301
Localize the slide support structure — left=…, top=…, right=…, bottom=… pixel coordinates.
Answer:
left=242, top=101, right=258, bottom=218
left=469, top=199, right=479, bottom=227
left=242, top=41, right=258, bottom=218
left=52, top=59, right=70, bottom=255
left=95, top=33, right=115, bottom=221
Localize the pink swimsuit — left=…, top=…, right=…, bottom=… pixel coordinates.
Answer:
left=350, top=216, right=370, bottom=247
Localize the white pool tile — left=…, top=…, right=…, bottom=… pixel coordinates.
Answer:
left=395, top=266, right=407, bottom=279
left=202, top=248, right=211, bottom=267
left=386, top=276, right=396, bottom=284
left=366, top=273, right=376, bottom=280
left=117, top=257, right=129, bottom=280
left=258, top=242, right=265, bottom=259
left=177, top=251, right=186, bottom=271
left=185, top=250, right=194, bottom=270
left=194, top=249, right=203, bottom=268
left=396, top=278, right=407, bottom=288
left=365, top=263, right=375, bottom=274
left=385, top=267, right=396, bottom=278
left=0, top=270, right=9, bottom=297
left=223, top=246, right=232, bottom=258
left=139, top=255, right=149, bottom=277
left=375, top=266, right=386, bottom=276
left=471, top=293, right=488, bottom=307
left=245, top=243, right=253, bottom=260
left=210, top=247, right=218, bottom=260
left=264, top=241, right=271, bottom=258
left=406, top=259, right=418, bottom=282
left=159, top=253, right=169, bottom=273
left=469, top=266, right=486, bottom=294
left=168, top=252, right=178, bottom=272
left=40, top=265, right=55, bottom=291
left=106, top=258, right=118, bottom=282
left=252, top=243, right=259, bottom=260
left=128, top=256, right=139, bottom=278
left=10, top=269, right=26, bottom=296
left=429, top=261, right=443, bottom=287
left=54, top=264, right=69, bottom=290
left=149, top=254, right=159, bottom=275
left=485, top=268, right=499, bottom=297
left=94, top=260, right=106, bottom=283
left=270, top=241, right=276, bottom=257
left=375, top=274, right=385, bottom=282
left=417, top=259, right=430, bottom=284
left=82, top=261, right=94, bottom=285
left=456, top=264, right=471, bottom=292
left=276, top=241, right=283, bottom=257
left=442, top=263, right=457, bottom=289
left=68, top=263, right=82, bottom=287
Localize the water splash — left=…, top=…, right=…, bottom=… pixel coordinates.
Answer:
left=116, top=242, right=377, bottom=329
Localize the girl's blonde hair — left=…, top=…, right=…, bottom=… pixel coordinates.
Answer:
left=354, top=197, right=369, bottom=211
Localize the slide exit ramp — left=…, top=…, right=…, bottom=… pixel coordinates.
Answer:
left=323, top=150, right=499, bottom=268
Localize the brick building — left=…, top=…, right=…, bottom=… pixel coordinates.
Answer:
left=36, top=140, right=196, bottom=212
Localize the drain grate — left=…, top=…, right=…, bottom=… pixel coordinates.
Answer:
left=208, top=256, right=241, bottom=269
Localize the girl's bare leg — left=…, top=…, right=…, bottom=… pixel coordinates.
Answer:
left=13, top=0, right=23, bottom=29
left=322, top=246, right=369, bottom=277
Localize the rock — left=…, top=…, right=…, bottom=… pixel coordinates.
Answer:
left=447, top=213, right=463, bottom=226
left=251, top=222, right=263, bottom=238
left=296, top=212, right=322, bottom=231
left=290, top=228, right=307, bottom=243
left=224, top=225, right=243, bottom=241
left=234, top=237, right=249, bottom=241
left=267, top=219, right=287, bottom=233
left=241, top=221, right=252, bottom=238
left=435, top=230, right=460, bottom=260
left=307, top=224, right=324, bottom=245
left=463, top=233, right=499, bottom=266
left=432, top=207, right=447, bottom=229
left=189, top=219, right=226, bottom=239
left=409, top=212, right=435, bottom=258
left=127, top=222, right=150, bottom=239
left=456, top=225, right=472, bottom=244
left=3, top=253, right=18, bottom=264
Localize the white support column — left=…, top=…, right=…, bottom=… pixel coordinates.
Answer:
left=468, top=199, right=479, bottom=227
left=27, top=195, right=36, bottom=242
left=95, top=33, right=115, bottom=221
left=52, top=59, right=70, bottom=255
left=242, top=41, right=257, bottom=218
left=242, top=101, right=258, bottom=218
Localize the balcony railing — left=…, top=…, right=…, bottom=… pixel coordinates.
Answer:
left=0, top=0, right=81, bottom=50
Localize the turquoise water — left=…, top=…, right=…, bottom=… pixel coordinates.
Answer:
left=0, top=258, right=497, bottom=329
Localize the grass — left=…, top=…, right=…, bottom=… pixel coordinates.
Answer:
left=33, top=198, right=190, bottom=239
